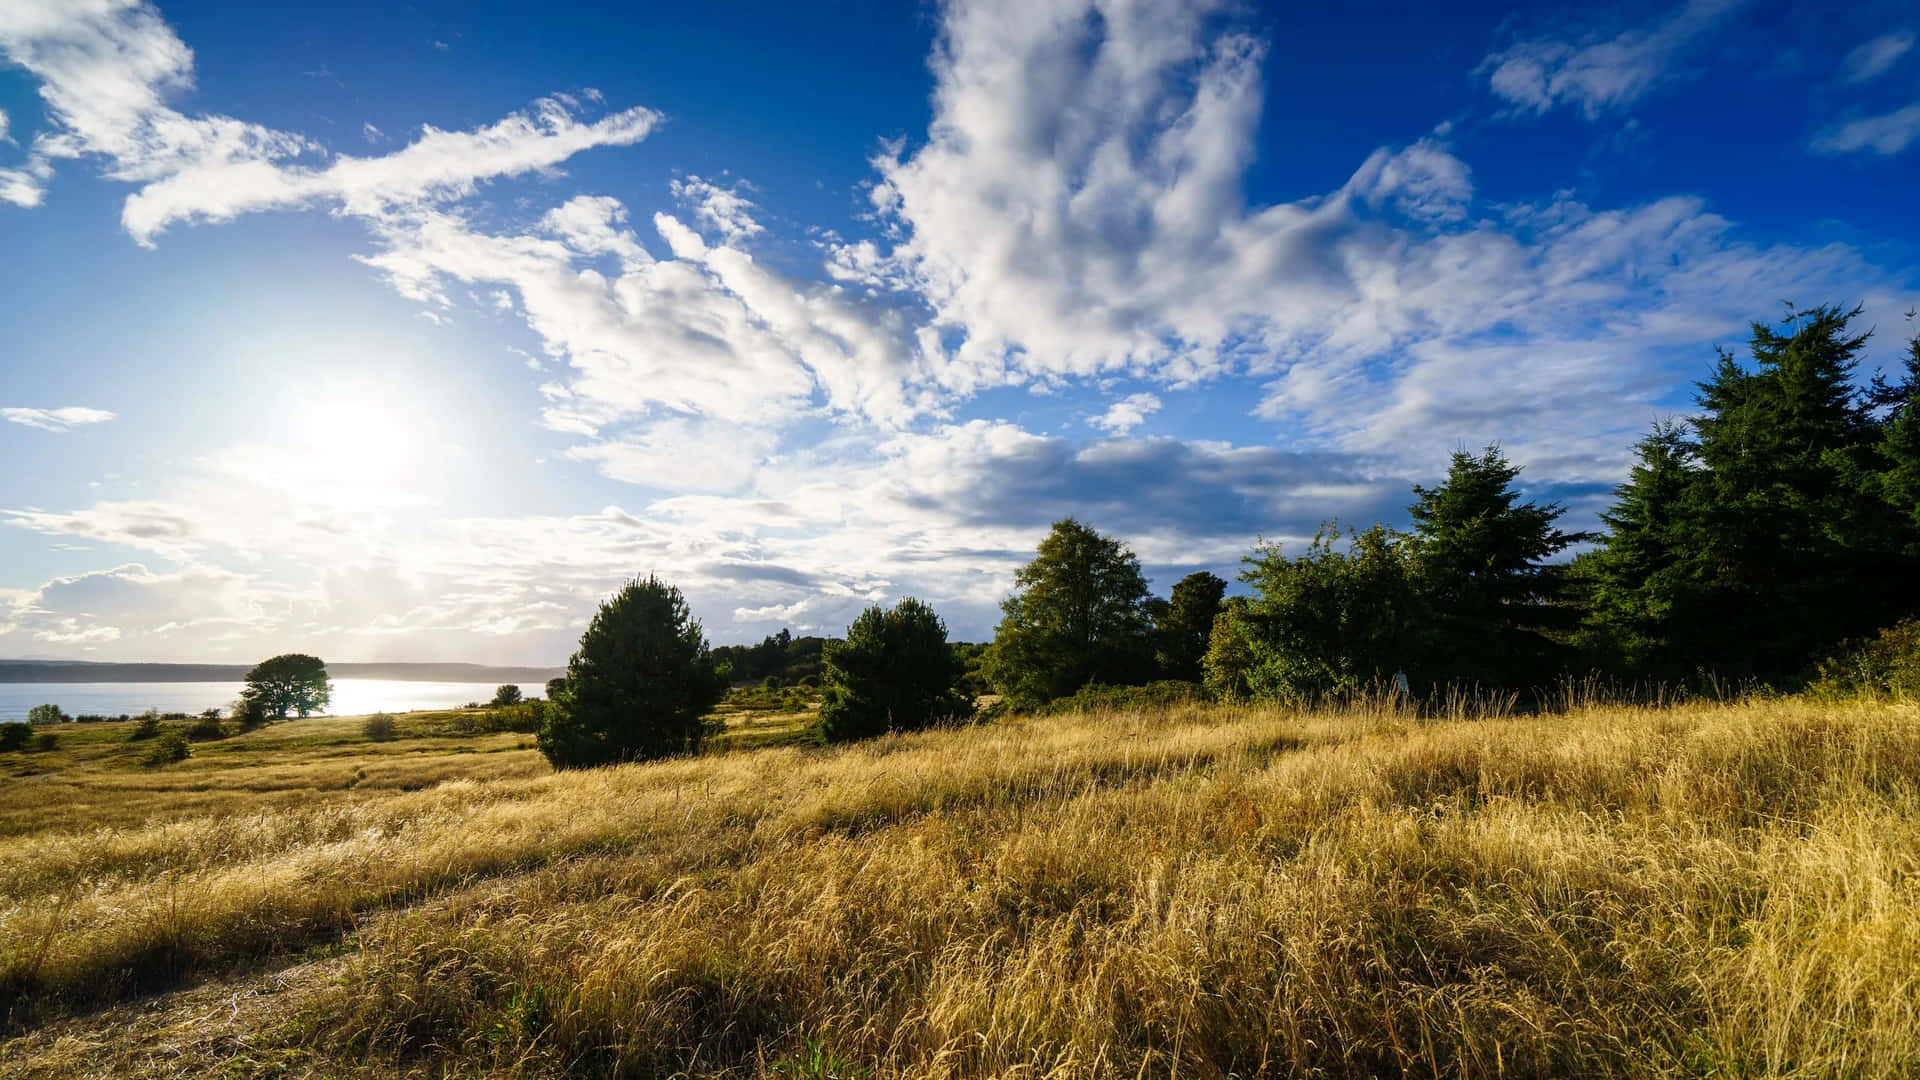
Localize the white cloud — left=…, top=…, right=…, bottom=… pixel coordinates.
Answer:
left=1, top=406, right=117, bottom=431
left=1479, top=0, right=1742, bottom=118
left=0, top=0, right=661, bottom=243
left=362, top=121, right=385, bottom=143
left=1843, top=31, right=1914, bottom=84
left=670, top=175, right=764, bottom=242
left=1089, top=393, right=1162, bottom=435
left=1812, top=103, right=1920, bottom=157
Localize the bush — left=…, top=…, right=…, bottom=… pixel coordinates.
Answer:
left=26, top=703, right=67, bottom=725
left=186, top=711, right=227, bottom=741
left=1813, top=618, right=1920, bottom=699
left=538, top=576, right=729, bottom=768
left=1038, top=680, right=1205, bottom=716
left=490, top=684, right=523, bottom=708
left=31, top=731, right=57, bottom=752
left=363, top=713, right=399, bottom=741
left=0, top=722, right=31, bottom=751
left=817, top=598, right=973, bottom=743
left=127, top=710, right=164, bottom=741
left=144, top=731, right=190, bottom=766
left=233, top=695, right=271, bottom=730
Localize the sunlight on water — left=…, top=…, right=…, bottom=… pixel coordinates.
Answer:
left=0, top=680, right=537, bottom=721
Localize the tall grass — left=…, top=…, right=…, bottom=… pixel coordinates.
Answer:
left=3, top=696, right=1918, bottom=1077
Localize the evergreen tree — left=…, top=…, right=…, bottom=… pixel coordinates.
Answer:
left=1409, top=446, right=1580, bottom=686
left=983, top=519, right=1154, bottom=710
left=1577, top=422, right=1704, bottom=676
left=1686, top=305, right=1903, bottom=676
left=817, top=598, right=972, bottom=742
left=1152, top=571, right=1227, bottom=682
left=538, top=576, right=728, bottom=768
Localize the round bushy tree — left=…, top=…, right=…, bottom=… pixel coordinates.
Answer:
left=817, top=598, right=972, bottom=743
left=490, top=683, right=523, bottom=707
left=241, top=653, right=332, bottom=720
left=538, top=576, right=728, bottom=768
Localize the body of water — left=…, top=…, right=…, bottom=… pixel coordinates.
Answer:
left=0, top=680, right=538, bottom=721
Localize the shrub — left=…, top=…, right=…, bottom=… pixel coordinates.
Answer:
left=31, top=731, right=57, bottom=752
left=1813, top=618, right=1920, bottom=699
left=233, top=695, right=271, bottom=731
left=490, top=684, right=523, bottom=708
left=1038, top=680, right=1205, bottom=715
left=538, top=576, right=728, bottom=768
left=817, top=598, right=972, bottom=743
left=186, top=711, right=226, bottom=741
left=144, top=731, right=191, bottom=766
left=363, top=713, right=399, bottom=741
left=26, top=703, right=67, bottom=725
left=128, top=710, right=164, bottom=741
left=0, top=722, right=31, bottom=751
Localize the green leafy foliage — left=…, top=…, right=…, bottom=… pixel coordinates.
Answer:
left=25, top=704, right=66, bottom=725
left=0, top=723, right=30, bottom=752
left=127, top=710, right=164, bottom=741
left=490, top=684, right=523, bottom=707
left=144, top=731, right=191, bottom=766
left=363, top=713, right=399, bottom=741
left=241, top=654, right=332, bottom=720
left=1037, top=680, right=1204, bottom=715
left=1151, top=571, right=1227, bottom=683
left=817, top=598, right=972, bottom=742
left=187, top=711, right=226, bottom=741
left=1812, top=618, right=1920, bottom=700
left=538, top=576, right=728, bottom=768
left=1204, top=524, right=1425, bottom=704
left=983, top=518, right=1155, bottom=710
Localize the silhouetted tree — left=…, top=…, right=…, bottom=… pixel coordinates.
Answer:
left=490, top=684, right=523, bottom=707
left=545, top=676, right=568, bottom=701
left=537, top=576, right=728, bottom=768
left=817, top=598, right=972, bottom=742
left=240, top=654, right=331, bottom=720
left=983, top=519, right=1155, bottom=710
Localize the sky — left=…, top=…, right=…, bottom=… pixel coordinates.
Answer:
left=2, top=0, right=1918, bottom=664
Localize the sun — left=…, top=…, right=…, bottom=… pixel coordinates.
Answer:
left=276, top=377, right=445, bottom=508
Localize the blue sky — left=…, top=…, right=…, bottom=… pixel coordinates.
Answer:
left=2, top=0, right=1918, bottom=663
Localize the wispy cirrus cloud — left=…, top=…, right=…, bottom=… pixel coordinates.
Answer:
left=1477, top=0, right=1743, bottom=119
left=2, top=406, right=117, bottom=432
left=1842, top=31, right=1914, bottom=84
left=1812, top=103, right=1920, bottom=157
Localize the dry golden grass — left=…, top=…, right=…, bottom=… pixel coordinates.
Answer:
left=2, top=696, right=1918, bottom=1078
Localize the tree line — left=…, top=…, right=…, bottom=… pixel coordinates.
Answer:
left=529, top=303, right=1920, bottom=767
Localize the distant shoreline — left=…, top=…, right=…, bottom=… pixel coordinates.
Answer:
left=0, top=660, right=564, bottom=685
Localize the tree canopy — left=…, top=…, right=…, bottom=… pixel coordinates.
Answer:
left=538, top=576, right=728, bottom=768
left=983, top=518, right=1155, bottom=709
left=241, top=654, right=331, bottom=720
left=817, top=597, right=972, bottom=742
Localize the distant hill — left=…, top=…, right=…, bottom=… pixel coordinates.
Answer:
left=0, top=659, right=564, bottom=684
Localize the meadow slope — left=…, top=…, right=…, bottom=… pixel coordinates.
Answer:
left=2, top=696, right=1918, bottom=1078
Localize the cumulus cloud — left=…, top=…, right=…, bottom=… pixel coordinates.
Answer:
left=670, top=175, right=764, bottom=242
left=1812, top=103, right=1920, bottom=157
left=1479, top=0, right=1742, bottom=118
left=2, top=406, right=116, bottom=431
left=1843, top=31, right=1914, bottom=84
left=1089, top=393, right=1162, bottom=435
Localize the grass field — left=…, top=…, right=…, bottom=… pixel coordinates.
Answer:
left=1, top=694, right=1917, bottom=1078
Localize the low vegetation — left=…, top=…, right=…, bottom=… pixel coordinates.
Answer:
left=1, top=692, right=1917, bottom=1077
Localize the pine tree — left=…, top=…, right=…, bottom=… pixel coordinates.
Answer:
left=1408, top=446, right=1580, bottom=687
left=1578, top=422, right=1704, bottom=676
left=1686, top=305, right=1895, bottom=677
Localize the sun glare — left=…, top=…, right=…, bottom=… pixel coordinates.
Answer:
left=274, top=379, right=446, bottom=507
